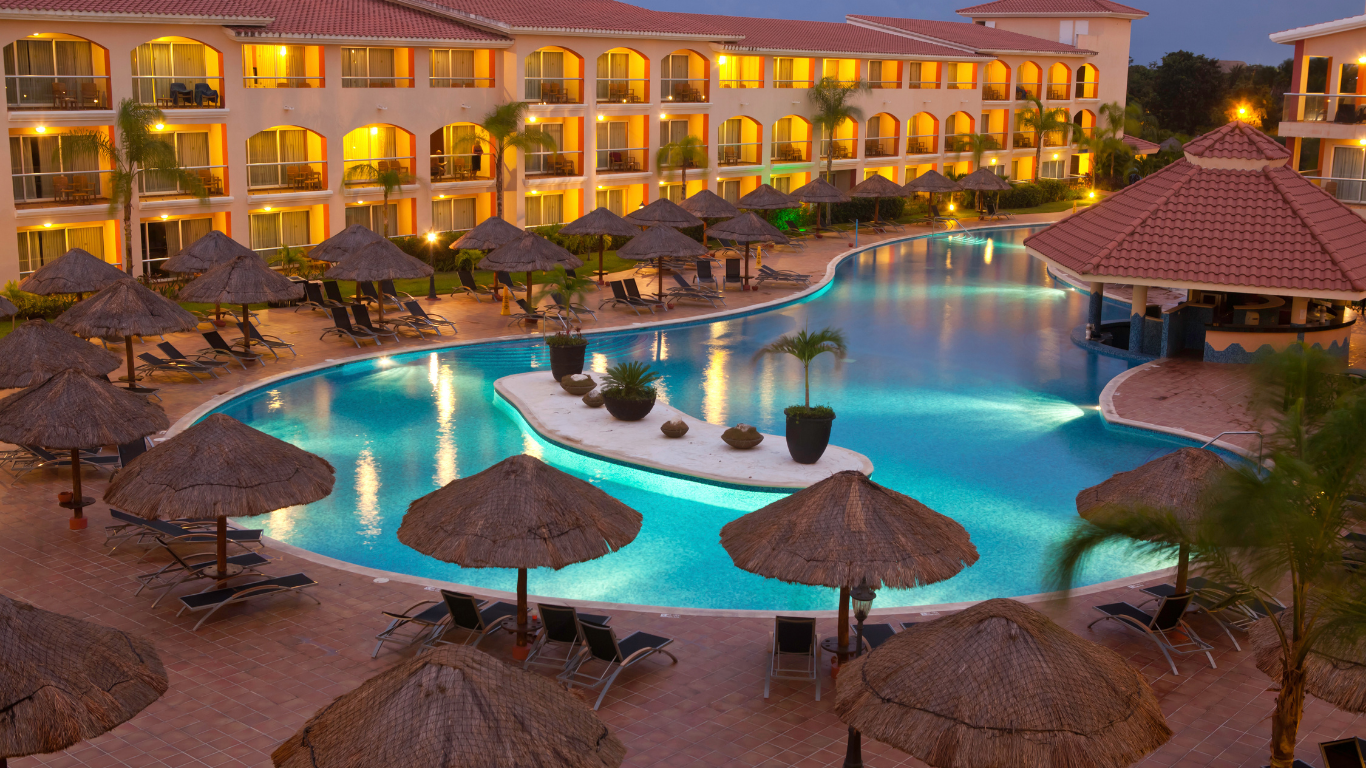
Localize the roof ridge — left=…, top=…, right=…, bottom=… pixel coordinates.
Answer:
left=1081, top=162, right=1198, bottom=273
left=1264, top=166, right=1365, bottom=292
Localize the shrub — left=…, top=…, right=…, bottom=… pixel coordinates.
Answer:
left=545, top=330, right=588, bottom=348
left=1, top=281, right=78, bottom=319
left=829, top=196, right=905, bottom=225
left=600, top=361, right=660, bottom=401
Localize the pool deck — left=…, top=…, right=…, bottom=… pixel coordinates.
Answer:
left=4, top=212, right=1364, bottom=768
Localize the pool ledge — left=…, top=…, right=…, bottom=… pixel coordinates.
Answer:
left=494, top=371, right=874, bottom=489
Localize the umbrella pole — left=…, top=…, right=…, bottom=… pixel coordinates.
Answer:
left=837, top=586, right=850, bottom=659
left=743, top=242, right=751, bottom=290
left=123, top=335, right=137, bottom=390
left=69, top=449, right=85, bottom=528
left=516, top=567, right=528, bottom=650
left=657, top=256, right=664, bottom=301
left=216, top=517, right=229, bottom=587
left=1175, top=542, right=1190, bottom=595
left=598, top=236, right=607, bottom=286
left=241, top=304, right=251, bottom=350
left=526, top=272, right=534, bottom=318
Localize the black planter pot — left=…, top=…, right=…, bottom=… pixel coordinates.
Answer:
left=548, top=344, right=588, bottom=381
left=785, top=413, right=834, bottom=464
left=603, top=392, right=656, bottom=421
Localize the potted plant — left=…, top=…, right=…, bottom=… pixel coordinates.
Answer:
left=545, top=329, right=588, bottom=381
left=600, top=361, right=660, bottom=421
left=755, top=326, right=847, bottom=463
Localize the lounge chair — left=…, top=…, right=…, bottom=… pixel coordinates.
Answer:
left=1089, top=593, right=1215, bottom=675
left=379, top=279, right=415, bottom=305
left=321, top=306, right=384, bottom=347
left=694, top=259, right=719, bottom=290
left=667, top=273, right=726, bottom=307
left=351, top=303, right=408, bottom=341
left=858, top=623, right=898, bottom=650
left=297, top=281, right=343, bottom=313
left=724, top=258, right=744, bottom=290
left=398, top=301, right=450, bottom=336
left=765, top=616, right=819, bottom=700
left=452, top=269, right=495, bottom=301
left=1321, top=737, right=1366, bottom=768
left=105, top=509, right=263, bottom=556
left=524, top=604, right=612, bottom=672
left=199, top=330, right=265, bottom=368
left=600, top=281, right=655, bottom=315
left=135, top=546, right=273, bottom=607
left=756, top=264, right=811, bottom=287
left=559, top=621, right=677, bottom=710
left=549, top=293, right=597, bottom=323
left=1138, top=578, right=1278, bottom=651
left=373, top=599, right=451, bottom=658
left=423, top=590, right=519, bottom=650
left=623, top=279, right=667, bottom=311
left=510, top=298, right=564, bottom=328
left=235, top=321, right=297, bottom=360
left=322, top=280, right=351, bottom=307
left=157, top=342, right=231, bottom=374
left=136, top=352, right=216, bottom=382
left=176, top=573, right=319, bottom=631
left=7, top=444, right=120, bottom=484
left=355, top=281, right=400, bottom=310
left=494, top=271, right=526, bottom=291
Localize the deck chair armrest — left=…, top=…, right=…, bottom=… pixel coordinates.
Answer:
left=386, top=599, right=438, bottom=619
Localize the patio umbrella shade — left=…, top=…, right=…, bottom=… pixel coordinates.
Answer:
left=557, top=207, right=640, bottom=284
left=615, top=225, right=708, bottom=299
left=902, top=170, right=963, bottom=195
left=270, top=645, right=625, bottom=768
left=161, top=230, right=257, bottom=274
left=0, top=369, right=168, bottom=526
left=19, top=249, right=126, bottom=298
left=1076, top=447, right=1230, bottom=594
left=0, top=295, right=17, bottom=319
left=834, top=598, right=1172, bottom=768
left=1250, top=612, right=1366, bottom=714
left=958, top=167, right=1013, bottom=212
left=397, top=454, right=642, bottom=651
left=477, top=232, right=582, bottom=307
left=790, top=178, right=849, bottom=234
left=0, top=319, right=121, bottom=388
left=704, top=213, right=791, bottom=289
left=324, top=238, right=434, bottom=321
left=0, top=594, right=168, bottom=762
left=450, top=216, right=524, bottom=252
left=681, top=189, right=740, bottom=248
left=849, top=174, right=905, bottom=224
left=624, top=197, right=703, bottom=229
left=104, top=413, right=335, bottom=581
left=737, top=183, right=801, bottom=210
left=307, top=224, right=387, bottom=263
left=54, top=278, right=200, bottom=393
left=178, top=253, right=304, bottom=351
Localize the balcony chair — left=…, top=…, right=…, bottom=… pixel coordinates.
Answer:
left=193, top=82, right=219, bottom=107
left=79, top=81, right=101, bottom=108
left=52, top=176, right=71, bottom=202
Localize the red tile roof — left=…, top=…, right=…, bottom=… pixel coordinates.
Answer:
left=1121, top=134, right=1159, bottom=155
left=957, top=0, right=1147, bottom=17
left=1024, top=160, right=1366, bottom=294
left=1182, top=121, right=1290, bottom=161
left=0, top=0, right=269, bottom=20
left=847, top=15, right=1090, bottom=54
left=681, top=14, right=980, bottom=56
left=234, top=0, right=505, bottom=40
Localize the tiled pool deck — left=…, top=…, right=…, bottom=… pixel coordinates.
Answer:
left=4, top=216, right=1362, bottom=767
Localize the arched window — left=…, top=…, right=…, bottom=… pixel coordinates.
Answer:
left=865, top=113, right=899, bottom=158
left=907, top=112, right=938, bottom=155
left=1016, top=61, right=1041, bottom=101
left=944, top=112, right=975, bottom=153
left=1075, top=64, right=1099, bottom=100
left=772, top=115, right=812, bottom=162
left=343, top=124, right=416, bottom=185
left=661, top=49, right=708, bottom=102
left=718, top=116, right=762, bottom=165
left=131, top=36, right=223, bottom=107
left=430, top=123, right=490, bottom=181
left=525, top=46, right=583, bottom=104
left=247, top=126, right=325, bottom=190
left=4, top=34, right=110, bottom=109
left=1045, top=63, right=1071, bottom=101
left=596, top=47, right=647, bottom=103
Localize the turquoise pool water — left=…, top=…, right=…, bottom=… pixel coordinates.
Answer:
left=212, top=227, right=1178, bottom=610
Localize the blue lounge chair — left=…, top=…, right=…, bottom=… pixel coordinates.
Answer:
left=373, top=599, right=451, bottom=658
left=560, top=621, right=677, bottom=710
left=235, top=321, right=296, bottom=360
left=524, top=604, right=612, bottom=672
left=200, top=330, right=264, bottom=368
left=422, top=590, right=519, bottom=650
left=402, top=301, right=456, bottom=335
left=1089, top=593, right=1214, bottom=676
left=321, top=306, right=383, bottom=347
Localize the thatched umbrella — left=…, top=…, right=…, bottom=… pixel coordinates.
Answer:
left=271, top=645, right=625, bottom=768
left=397, top=454, right=641, bottom=653
left=790, top=177, right=849, bottom=234
left=0, top=369, right=168, bottom=529
left=903, top=170, right=964, bottom=217
left=850, top=173, right=904, bottom=224
left=324, top=238, right=433, bottom=321
left=55, top=278, right=199, bottom=394
left=1076, top=447, right=1229, bottom=595
left=721, top=470, right=978, bottom=656
left=737, top=183, right=800, bottom=211
left=1250, top=612, right=1366, bottom=714
left=307, top=224, right=387, bottom=263
left=19, top=248, right=126, bottom=299
left=0, top=295, right=17, bottom=330
left=0, top=319, right=121, bottom=389
left=958, top=167, right=1013, bottom=213
left=835, top=598, right=1172, bottom=768
left=161, top=230, right=255, bottom=274
left=0, top=594, right=168, bottom=765
left=178, top=253, right=304, bottom=352
left=704, top=212, right=790, bottom=289
left=616, top=225, right=708, bottom=300
left=558, top=207, right=640, bottom=285
left=624, top=197, right=703, bottom=230
left=450, top=217, right=526, bottom=298
left=477, top=233, right=582, bottom=309
left=680, top=189, right=738, bottom=248
left=104, top=413, right=335, bottom=583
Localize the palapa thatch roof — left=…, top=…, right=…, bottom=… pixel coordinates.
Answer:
left=324, top=238, right=434, bottom=282
left=850, top=174, right=905, bottom=199
left=451, top=216, right=524, bottom=252
left=720, top=470, right=977, bottom=589
left=54, top=279, right=199, bottom=339
left=557, top=207, right=640, bottom=238
left=614, top=225, right=708, bottom=263
left=738, top=183, right=801, bottom=210
left=477, top=233, right=582, bottom=274
left=0, top=594, right=168, bottom=760
left=624, top=198, right=703, bottom=229
left=0, top=296, right=18, bottom=318
left=705, top=212, right=790, bottom=245
left=903, top=170, right=963, bottom=194
left=681, top=189, right=740, bottom=219
left=397, top=454, right=641, bottom=570
left=307, top=224, right=387, bottom=263
left=0, top=369, right=168, bottom=449
left=104, top=413, right=334, bottom=522
left=1076, top=447, right=1230, bottom=530
left=1251, top=612, right=1366, bottom=713
left=19, top=249, right=126, bottom=296
left=160, top=230, right=256, bottom=274
left=835, top=599, right=1171, bottom=768
left=177, top=253, right=304, bottom=306
left=0, top=319, right=121, bottom=388
left=789, top=178, right=849, bottom=204
left=271, top=645, right=625, bottom=768
left=958, top=167, right=1013, bottom=192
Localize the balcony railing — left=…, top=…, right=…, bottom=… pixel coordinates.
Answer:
left=343, top=157, right=415, bottom=185
left=247, top=161, right=326, bottom=190
left=5, top=75, right=111, bottom=110
left=981, top=83, right=1009, bottom=101
left=1045, top=84, right=1069, bottom=101
left=1283, top=93, right=1365, bottom=123
left=596, top=79, right=647, bottom=103
left=947, top=80, right=976, bottom=91
left=771, top=140, right=811, bottom=163
left=1013, top=131, right=1038, bottom=149
left=140, top=165, right=227, bottom=197
left=774, top=79, right=813, bottom=89
left=132, top=76, right=223, bottom=107
left=717, top=142, right=761, bottom=165
left=908, top=79, right=939, bottom=89
left=1072, top=127, right=1094, bottom=143
left=1016, top=84, right=1040, bottom=101
left=431, top=76, right=494, bottom=88
left=525, top=78, right=583, bottom=104
left=430, top=153, right=492, bottom=181
left=906, top=136, right=937, bottom=155
left=1043, top=131, right=1067, bottom=147
left=596, top=148, right=646, bottom=173
left=662, top=79, right=707, bottom=102
left=244, top=76, right=323, bottom=89
left=868, top=80, right=900, bottom=89
left=1075, top=81, right=1098, bottom=99
left=944, top=134, right=973, bottom=153
left=253, top=243, right=318, bottom=259
left=1306, top=175, right=1366, bottom=204
left=342, top=75, right=414, bottom=88
left=819, top=138, right=855, bottom=160
left=12, top=168, right=112, bottom=206
left=720, top=79, right=763, bottom=89
left=864, top=137, right=898, bottom=158
left=526, top=150, right=582, bottom=177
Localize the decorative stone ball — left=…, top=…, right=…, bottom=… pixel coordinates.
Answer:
left=661, top=418, right=689, bottom=438
left=582, top=388, right=605, bottom=408
left=722, top=423, right=764, bottom=449
left=561, top=373, right=596, bottom=395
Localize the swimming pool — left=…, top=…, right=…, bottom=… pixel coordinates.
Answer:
left=211, top=227, right=1179, bottom=611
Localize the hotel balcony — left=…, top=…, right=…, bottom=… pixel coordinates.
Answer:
left=1045, top=84, right=1069, bottom=101
left=1013, top=131, right=1038, bottom=149
left=1016, top=83, right=1041, bottom=101
left=525, top=78, right=584, bottom=104
left=596, top=78, right=647, bottom=104
left=819, top=138, right=855, bottom=161
left=430, top=153, right=492, bottom=182
left=247, top=161, right=328, bottom=191
left=13, top=168, right=112, bottom=209
left=717, top=141, right=761, bottom=166
left=864, top=137, right=899, bottom=158
left=140, top=165, right=227, bottom=198
left=771, top=140, right=811, bottom=163
left=132, top=76, right=223, bottom=108
left=6, top=75, right=110, bottom=110
left=526, top=150, right=583, bottom=178
left=343, top=157, right=416, bottom=185
left=981, top=83, right=1009, bottom=102
left=906, top=135, right=937, bottom=155
left=1305, top=175, right=1366, bottom=206
left=596, top=147, right=646, bottom=173
left=661, top=78, right=707, bottom=103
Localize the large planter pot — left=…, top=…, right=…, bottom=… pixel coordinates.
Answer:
left=786, top=413, right=834, bottom=464
left=603, top=392, right=656, bottom=421
left=548, top=344, right=588, bottom=381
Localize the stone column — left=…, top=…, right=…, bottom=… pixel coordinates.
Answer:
left=1291, top=295, right=1309, bottom=325
left=1087, top=282, right=1104, bottom=338
left=1129, top=284, right=1149, bottom=354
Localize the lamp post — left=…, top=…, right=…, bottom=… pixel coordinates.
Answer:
left=425, top=231, right=439, bottom=301
left=843, top=580, right=877, bottom=768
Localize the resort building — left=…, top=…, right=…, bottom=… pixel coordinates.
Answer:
left=0, top=0, right=1142, bottom=280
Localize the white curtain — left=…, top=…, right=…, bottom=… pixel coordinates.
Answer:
left=65, top=226, right=103, bottom=257
left=281, top=210, right=310, bottom=245
left=250, top=213, right=281, bottom=251
left=1332, top=146, right=1365, bottom=203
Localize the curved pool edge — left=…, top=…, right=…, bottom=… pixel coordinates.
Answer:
left=1098, top=361, right=1263, bottom=462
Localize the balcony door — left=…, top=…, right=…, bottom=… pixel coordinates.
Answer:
left=595, top=188, right=624, bottom=215
left=139, top=131, right=208, bottom=194
left=247, top=128, right=307, bottom=189
left=4, top=39, right=94, bottom=107
left=132, top=41, right=206, bottom=104
left=525, top=50, right=564, bottom=100
left=10, top=134, right=99, bottom=202
left=433, top=197, right=476, bottom=232
left=1331, top=146, right=1366, bottom=204
left=596, top=120, right=628, bottom=170
left=525, top=123, right=562, bottom=174
left=663, top=54, right=688, bottom=100
left=596, top=52, right=629, bottom=100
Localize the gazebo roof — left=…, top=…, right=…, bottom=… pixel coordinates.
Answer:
left=1025, top=121, right=1366, bottom=299
left=1121, top=134, right=1160, bottom=157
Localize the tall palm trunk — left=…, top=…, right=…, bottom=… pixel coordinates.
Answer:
left=1269, top=665, right=1306, bottom=768
left=494, top=139, right=506, bottom=221
left=1034, top=141, right=1043, bottom=182
left=122, top=199, right=135, bottom=275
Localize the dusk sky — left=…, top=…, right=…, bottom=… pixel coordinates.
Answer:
left=633, top=0, right=1363, bottom=66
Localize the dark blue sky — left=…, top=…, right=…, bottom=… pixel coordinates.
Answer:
left=634, top=0, right=1362, bottom=66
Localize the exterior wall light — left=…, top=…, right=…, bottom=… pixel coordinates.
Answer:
left=35, top=126, right=46, bottom=134
left=154, top=123, right=165, bottom=131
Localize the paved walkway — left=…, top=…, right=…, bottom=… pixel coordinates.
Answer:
left=5, top=212, right=1363, bottom=768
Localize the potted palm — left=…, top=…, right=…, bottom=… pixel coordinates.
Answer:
left=544, top=329, right=588, bottom=381
left=600, top=361, right=660, bottom=421
left=755, top=327, right=847, bottom=463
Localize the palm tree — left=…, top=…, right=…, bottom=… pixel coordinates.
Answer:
left=809, top=76, right=870, bottom=184
left=62, top=98, right=206, bottom=276
left=754, top=327, right=848, bottom=407
left=655, top=134, right=708, bottom=191
left=1014, top=95, right=1073, bottom=182
left=1050, top=345, right=1366, bottom=768
left=342, top=163, right=407, bottom=236
left=965, top=132, right=998, bottom=170
left=453, top=102, right=558, bottom=222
